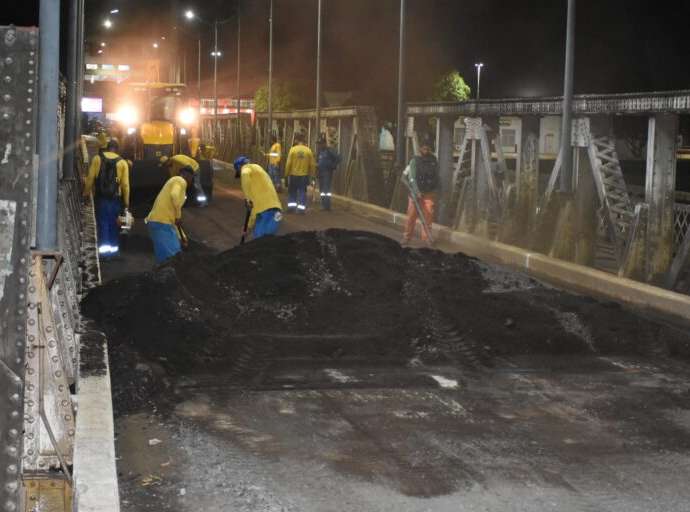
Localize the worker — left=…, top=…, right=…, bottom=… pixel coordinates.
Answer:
left=145, top=167, right=195, bottom=263
left=267, top=134, right=283, bottom=191
left=234, top=156, right=283, bottom=239
left=402, top=135, right=440, bottom=245
left=159, top=154, right=207, bottom=206
left=316, top=134, right=341, bottom=211
left=83, top=139, right=130, bottom=257
left=284, top=133, right=316, bottom=214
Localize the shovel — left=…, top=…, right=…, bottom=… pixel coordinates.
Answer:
left=240, top=204, right=252, bottom=245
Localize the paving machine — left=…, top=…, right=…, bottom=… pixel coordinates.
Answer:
left=114, top=82, right=213, bottom=206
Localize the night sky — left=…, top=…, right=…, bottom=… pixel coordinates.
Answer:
left=5, top=0, right=690, bottom=119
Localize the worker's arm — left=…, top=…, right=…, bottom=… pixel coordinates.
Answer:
left=83, top=155, right=101, bottom=198
left=170, top=181, right=186, bottom=221
left=118, top=160, right=130, bottom=209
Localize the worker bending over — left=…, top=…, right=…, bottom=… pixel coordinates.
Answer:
left=234, top=156, right=283, bottom=239
left=83, top=139, right=130, bottom=257
left=145, top=167, right=195, bottom=263
left=402, top=136, right=440, bottom=245
left=159, top=154, right=207, bottom=205
left=267, top=134, right=283, bottom=191
left=284, top=133, right=316, bottom=214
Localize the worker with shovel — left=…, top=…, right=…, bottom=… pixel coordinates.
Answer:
left=402, top=135, right=439, bottom=246
left=234, top=156, right=283, bottom=241
left=159, top=154, right=207, bottom=206
left=145, top=167, right=195, bottom=263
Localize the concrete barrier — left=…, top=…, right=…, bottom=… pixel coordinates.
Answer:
left=332, top=194, right=690, bottom=323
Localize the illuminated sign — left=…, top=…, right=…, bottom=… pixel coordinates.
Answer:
left=81, top=97, right=103, bottom=113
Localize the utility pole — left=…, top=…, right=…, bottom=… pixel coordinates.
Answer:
left=395, top=0, right=407, bottom=168
left=63, top=0, right=79, bottom=180
left=237, top=1, right=242, bottom=147
left=315, top=0, right=323, bottom=148
left=559, top=0, right=576, bottom=192
left=213, top=20, right=219, bottom=142
left=37, top=0, right=61, bottom=250
left=76, top=0, right=85, bottom=139
left=197, top=37, right=202, bottom=109
left=475, top=62, right=484, bottom=100
left=267, top=0, right=274, bottom=149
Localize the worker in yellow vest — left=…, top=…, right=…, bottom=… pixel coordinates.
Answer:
left=159, top=154, right=207, bottom=205
left=145, top=167, right=194, bottom=263
left=234, top=156, right=283, bottom=239
left=284, top=133, right=316, bottom=214
left=83, top=139, right=130, bottom=257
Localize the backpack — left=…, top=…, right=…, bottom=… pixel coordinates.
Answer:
left=97, top=155, right=121, bottom=199
left=414, top=154, right=439, bottom=193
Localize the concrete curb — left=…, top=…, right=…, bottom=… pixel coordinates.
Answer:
left=73, top=338, right=120, bottom=512
left=332, top=194, right=690, bottom=322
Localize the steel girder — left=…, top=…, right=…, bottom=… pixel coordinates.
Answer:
left=0, top=25, right=39, bottom=512
left=407, top=90, right=690, bottom=117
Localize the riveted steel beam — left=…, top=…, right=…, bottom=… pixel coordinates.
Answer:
left=407, top=90, right=690, bottom=117
left=0, top=25, right=39, bottom=512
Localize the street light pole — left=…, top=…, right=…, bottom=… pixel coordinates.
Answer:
left=37, top=0, right=60, bottom=250
left=475, top=63, right=484, bottom=100
left=267, top=0, right=274, bottom=149
left=395, top=0, right=407, bottom=168
left=315, top=0, right=323, bottom=148
left=213, top=20, right=219, bottom=141
left=236, top=1, right=242, bottom=147
left=559, top=0, right=576, bottom=192
left=197, top=37, right=202, bottom=108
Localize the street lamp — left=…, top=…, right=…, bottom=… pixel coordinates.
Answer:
left=103, top=18, right=113, bottom=29
left=153, top=42, right=159, bottom=49
left=100, top=41, right=106, bottom=47
left=474, top=62, right=484, bottom=100
left=185, top=9, right=235, bottom=142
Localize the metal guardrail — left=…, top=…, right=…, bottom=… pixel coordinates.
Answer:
left=407, top=90, right=690, bottom=116
left=674, top=204, right=690, bottom=254
left=254, top=105, right=362, bottom=120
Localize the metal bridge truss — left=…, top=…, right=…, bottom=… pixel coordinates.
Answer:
left=1, top=25, right=102, bottom=510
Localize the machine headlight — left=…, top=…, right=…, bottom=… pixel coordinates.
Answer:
left=116, top=105, right=139, bottom=127
left=178, top=107, right=197, bottom=126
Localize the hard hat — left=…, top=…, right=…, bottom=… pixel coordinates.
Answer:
left=233, top=156, right=250, bottom=172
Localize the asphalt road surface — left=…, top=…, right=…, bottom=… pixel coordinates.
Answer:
left=103, top=170, right=690, bottom=512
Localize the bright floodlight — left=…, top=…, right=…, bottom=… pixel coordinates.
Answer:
left=110, top=9, right=120, bottom=14
left=153, top=42, right=159, bottom=49
left=116, top=105, right=139, bottom=127
left=100, top=42, right=106, bottom=47
left=185, top=10, right=195, bottom=20
left=178, top=107, right=197, bottom=126
left=103, top=18, right=113, bottom=29
left=475, top=62, right=484, bottom=69
left=210, top=51, right=221, bottom=57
